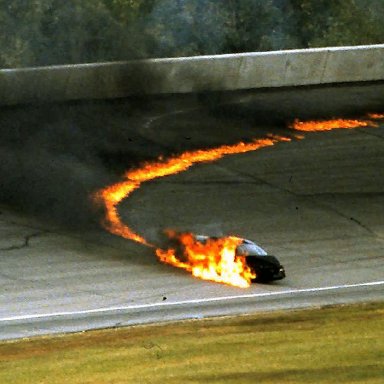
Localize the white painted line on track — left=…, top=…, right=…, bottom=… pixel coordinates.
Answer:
left=1, top=280, right=383, bottom=323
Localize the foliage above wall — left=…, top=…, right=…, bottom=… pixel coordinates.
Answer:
left=1, top=0, right=383, bottom=68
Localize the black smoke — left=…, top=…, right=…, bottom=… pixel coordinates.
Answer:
left=1, top=0, right=384, bottom=231
left=0, top=100, right=168, bottom=229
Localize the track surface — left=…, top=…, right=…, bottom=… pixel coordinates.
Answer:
left=1, top=84, right=384, bottom=340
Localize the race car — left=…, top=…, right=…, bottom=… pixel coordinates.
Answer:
left=195, top=235, right=286, bottom=283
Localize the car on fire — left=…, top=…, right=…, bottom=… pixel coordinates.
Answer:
left=195, top=235, right=286, bottom=283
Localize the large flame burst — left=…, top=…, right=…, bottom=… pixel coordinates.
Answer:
left=156, top=230, right=256, bottom=288
left=93, top=113, right=382, bottom=288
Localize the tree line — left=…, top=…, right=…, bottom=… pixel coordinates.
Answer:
left=1, top=0, right=383, bottom=68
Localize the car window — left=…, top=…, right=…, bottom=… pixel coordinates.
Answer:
left=237, top=242, right=267, bottom=256
left=195, top=235, right=268, bottom=256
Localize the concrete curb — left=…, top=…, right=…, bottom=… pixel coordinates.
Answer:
left=1, top=44, right=384, bottom=105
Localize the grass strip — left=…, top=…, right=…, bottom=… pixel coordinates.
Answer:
left=0, top=302, right=383, bottom=384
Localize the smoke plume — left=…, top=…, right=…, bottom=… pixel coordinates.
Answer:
left=0, top=101, right=165, bottom=229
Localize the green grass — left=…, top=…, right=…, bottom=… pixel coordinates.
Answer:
left=1, top=302, right=383, bottom=384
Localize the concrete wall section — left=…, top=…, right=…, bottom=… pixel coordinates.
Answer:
left=322, top=45, right=384, bottom=83
left=1, top=44, right=384, bottom=105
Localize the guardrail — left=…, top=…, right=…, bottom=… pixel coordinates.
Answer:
left=1, top=44, right=383, bottom=105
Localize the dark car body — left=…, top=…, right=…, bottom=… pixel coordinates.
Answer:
left=196, top=235, right=286, bottom=283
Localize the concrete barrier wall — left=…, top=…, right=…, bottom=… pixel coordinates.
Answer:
left=1, top=44, right=384, bottom=105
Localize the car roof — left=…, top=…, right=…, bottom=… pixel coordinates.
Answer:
left=237, top=241, right=268, bottom=256
left=194, top=235, right=268, bottom=256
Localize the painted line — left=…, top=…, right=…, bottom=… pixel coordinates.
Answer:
left=1, top=280, right=383, bottom=323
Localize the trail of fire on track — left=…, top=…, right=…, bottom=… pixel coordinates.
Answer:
left=92, top=113, right=382, bottom=288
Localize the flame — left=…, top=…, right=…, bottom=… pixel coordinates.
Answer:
left=367, top=113, right=384, bottom=119
left=93, top=112, right=380, bottom=288
left=290, top=118, right=378, bottom=131
left=94, top=180, right=148, bottom=244
left=92, top=135, right=290, bottom=287
left=156, top=231, right=256, bottom=288
left=92, top=135, right=290, bottom=247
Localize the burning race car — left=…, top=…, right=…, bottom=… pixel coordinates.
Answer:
left=157, top=231, right=285, bottom=286
left=194, top=235, right=286, bottom=283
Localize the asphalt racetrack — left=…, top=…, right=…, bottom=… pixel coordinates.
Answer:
left=1, top=84, right=383, bottom=339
